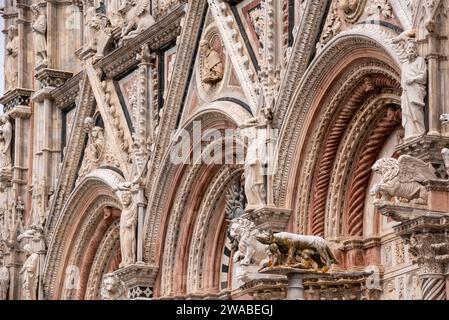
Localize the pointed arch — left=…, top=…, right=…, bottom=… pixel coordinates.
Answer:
left=43, top=168, right=124, bottom=299
left=143, top=101, right=251, bottom=297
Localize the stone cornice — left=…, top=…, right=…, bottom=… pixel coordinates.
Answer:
left=96, top=3, right=184, bottom=79
left=0, top=88, right=34, bottom=113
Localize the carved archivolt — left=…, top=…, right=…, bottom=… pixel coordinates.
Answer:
left=345, top=103, right=401, bottom=236
left=43, top=169, right=124, bottom=299
left=273, top=34, right=401, bottom=215
left=84, top=220, right=120, bottom=300
left=143, top=103, right=252, bottom=268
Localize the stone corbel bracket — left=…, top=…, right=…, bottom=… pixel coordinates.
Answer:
left=0, top=88, right=34, bottom=114
left=241, top=206, right=291, bottom=232
left=113, top=263, right=159, bottom=300
left=207, top=0, right=259, bottom=112
left=374, top=200, right=447, bottom=222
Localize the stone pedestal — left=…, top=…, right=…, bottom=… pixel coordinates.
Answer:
left=259, top=267, right=328, bottom=300
left=113, top=263, right=158, bottom=300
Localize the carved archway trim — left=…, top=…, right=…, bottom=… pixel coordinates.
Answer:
left=273, top=34, right=401, bottom=216
left=43, top=169, right=124, bottom=299
left=143, top=103, right=252, bottom=268
left=84, top=220, right=120, bottom=300
left=326, top=94, right=401, bottom=239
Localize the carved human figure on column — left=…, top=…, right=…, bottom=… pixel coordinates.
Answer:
left=5, top=25, right=19, bottom=91
left=0, top=262, right=9, bottom=300
left=31, top=4, right=48, bottom=66
left=20, top=244, right=39, bottom=300
left=398, top=37, right=428, bottom=140
left=200, top=40, right=224, bottom=85
left=0, top=115, right=13, bottom=173
left=243, top=126, right=266, bottom=211
left=117, top=186, right=137, bottom=268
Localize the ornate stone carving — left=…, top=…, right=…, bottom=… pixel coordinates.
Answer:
left=31, top=4, right=48, bottom=67
left=225, top=180, right=245, bottom=220
left=199, top=40, right=224, bottom=85
left=370, top=155, right=437, bottom=205
left=79, top=117, right=105, bottom=177
left=5, top=25, right=19, bottom=92
left=347, top=107, right=401, bottom=236
left=339, top=0, right=367, bottom=23
left=256, top=231, right=339, bottom=270
left=441, top=148, right=449, bottom=176
left=0, top=264, right=9, bottom=300
left=0, top=115, right=13, bottom=174
left=85, top=4, right=113, bottom=61
left=119, top=0, right=155, bottom=42
left=366, top=0, right=393, bottom=19
left=115, top=183, right=138, bottom=268
left=242, top=125, right=267, bottom=211
left=100, top=273, right=126, bottom=300
left=20, top=244, right=39, bottom=300
left=392, top=32, right=427, bottom=140
left=229, top=217, right=267, bottom=266
left=317, top=2, right=342, bottom=52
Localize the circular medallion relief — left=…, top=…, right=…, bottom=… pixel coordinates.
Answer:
left=197, top=29, right=227, bottom=100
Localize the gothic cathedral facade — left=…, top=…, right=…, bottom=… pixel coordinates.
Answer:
left=1, top=0, right=449, bottom=300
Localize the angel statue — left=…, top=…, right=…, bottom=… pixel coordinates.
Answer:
left=119, top=0, right=155, bottom=41
left=0, top=115, right=13, bottom=173
left=370, top=155, right=437, bottom=204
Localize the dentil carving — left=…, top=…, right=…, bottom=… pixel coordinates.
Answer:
left=31, top=4, right=48, bottom=67
left=392, top=32, right=427, bottom=140
left=5, top=25, right=19, bottom=91
left=256, top=231, right=339, bottom=271
left=79, top=117, right=105, bottom=177
left=119, top=0, right=155, bottom=42
left=370, top=155, right=436, bottom=204
left=199, top=40, right=224, bottom=85
left=101, top=273, right=126, bottom=300
left=229, top=218, right=268, bottom=266
left=0, top=115, right=13, bottom=173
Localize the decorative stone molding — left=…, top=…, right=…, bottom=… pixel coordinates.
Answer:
left=113, top=263, right=158, bottom=300
left=35, top=69, right=73, bottom=90
left=207, top=0, right=259, bottom=111
left=239, top=206, right=291, bottom=232
left=238, top=271, right=380, bottom=300
left=0, top=88, right=34, bottom=114
left=394, top=215, right=449, bottom=300
left=394, top=136, right=449, bottom=178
